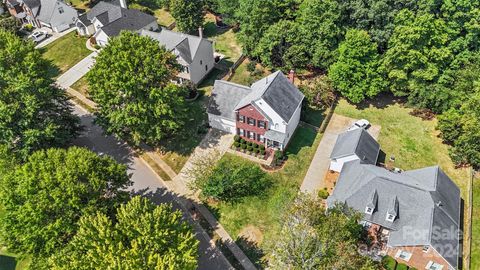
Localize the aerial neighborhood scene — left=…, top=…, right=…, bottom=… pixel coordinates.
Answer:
left=0, top=0, right=479, bottom=269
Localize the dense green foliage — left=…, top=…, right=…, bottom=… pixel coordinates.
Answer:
left=268, top=195, right=376, bottom=269
left=48, top=196, right=199, bottom=270
left=299, top=75, right=336, bottom=110
left=0, top=147, right=131, bottom=259
left=170, top=0, right=204, bottom=33
left=0, top=15, right=18, bottom=33
left=87, top=31, right=187, bottom=146
left=189, top=153, right=271, bottom=202
left=208, top=0, right=480, bottom=167
left=0, top=29, right=79, bottom=159
left=329, top=29, right=385, bottom=103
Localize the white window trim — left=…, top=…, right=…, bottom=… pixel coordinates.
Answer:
left=365, top=207, right=373, bottom=215
left=425, top=261, right=444, bottom=270
left=395, top=250, right=412, bottom=262
left=386, top=213, right=395, bottom=222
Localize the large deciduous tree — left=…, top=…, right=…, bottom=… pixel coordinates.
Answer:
left=0, top=29, right=79, bottom=159
left=0, top=147, right=132, bottom=259
left=48, top=196, right=199, bottom=270
left=268, top=195, right=376, bottom=269
left=329, top=29, right=385, bottom=103
left=170, top=0, right=204, bottom=33
left=87, top=31, right=187, bottom=146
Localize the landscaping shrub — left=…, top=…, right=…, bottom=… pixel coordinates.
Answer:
left=260, top=145, right=265, bottom=150
left=247, top=146, right=253, bottom=152
left=240, top=138, right=245, bottom=144
left=274, top=151, right=284, bottom=166
left=234, top=135, right=240, bottom=142
left=241, top=144, right=247, bottom=150
left=381, top=256, right=396, bottom=270
left=247, top=141, right=252, bottom=147
left=318, top=188, right=329, bottom=199
left=260, top=149, right=266, bottom=155
left=24, top=24, right=33, bottom=31
left=253, top=143, right=259, bottom=149
left=253, top=148, right=259, bottom=154
left=233, top=142, right=240, bottom=148
left=192, top=159, right=271, bottom=202
left=396, top=263, right=408, bottom=270
left=246, top=60, right=257, bottom=73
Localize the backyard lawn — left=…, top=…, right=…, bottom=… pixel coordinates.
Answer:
left=472, top=177, right=480, bottom=270
left=203, top=13, right=242, bottom=67
left=129, top=3, right=174, bottom=27
left=206, top=126, right=322, bottom=266
left=41, top=32, right=90, bottom=76
left=229, top=59, right=271, bottom=86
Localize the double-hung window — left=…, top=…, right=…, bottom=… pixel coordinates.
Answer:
left=248, top=131, right=255, bottom=140
left=258, top=120, right=266, bottom=129
left=238, top=115, right=245, bottom=123
left=247, top=117, right=256, bottom=126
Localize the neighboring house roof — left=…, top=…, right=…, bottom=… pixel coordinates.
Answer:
left=327, top=161, right=461, bottom=269
left=330, top=128, right=380, bottom=165
left=36, top=0, right=76, bottom=26
left=235, top=71, right=304, bottom=123
left=83, top=1, right=156, bottom=37
left=22, top=0, right=40, bottom=9
left=140, top=29, right=211, bottom=64
left=208, top=80, right=251, bottom=120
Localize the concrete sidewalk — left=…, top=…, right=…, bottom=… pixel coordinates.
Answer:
left=300, top=114, right=381, bottom=194
left=57, top=51, right=97, bottom=88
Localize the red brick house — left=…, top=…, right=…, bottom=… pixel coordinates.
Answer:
left=207, top=71, right=304, bottom=151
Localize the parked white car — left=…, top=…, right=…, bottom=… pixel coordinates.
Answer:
left=347, top=119, right=370, bottom=131
left=28, top=31, right=48, bottom=43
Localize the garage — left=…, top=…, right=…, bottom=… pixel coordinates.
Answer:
left=208, top=114, right=236, bottom=134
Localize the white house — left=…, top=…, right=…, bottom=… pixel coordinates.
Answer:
left=207, top=71, right=304, bottom=151
left=75, top=0, right=158, bottom=46
left=140, top=28, right=215, bottom=85
left=329, top=128, right=380, bottom=172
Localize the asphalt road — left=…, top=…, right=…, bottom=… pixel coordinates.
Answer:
left=71, top=105, right=231, bottom=270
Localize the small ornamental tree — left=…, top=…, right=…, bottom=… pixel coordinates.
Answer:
left=48, top=196, right=199, bottom=270
left=0, top=29, right=80, bottom=159
left=87, top=31, right=187, bottom=146
left=300, top=75, right=336, bottom=110
left=188, top=153, right=270, bottom=202
left=0, top=147, right=132, bottom=258
left=170, top=0, right=204, bottom=33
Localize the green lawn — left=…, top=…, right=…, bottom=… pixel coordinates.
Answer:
left=71, top=76, right=89, bottom=97
left=41, top=32, right=90, bottom=76
left=471, top=177, right=480, bottom=270
left=206, top=126, right=322, bottom=266
left=154, top=8, right=174, bottom=27
left=335, top=97, right=470, bottom=198
left=68, top=0, right=89, bottom=10
left=203, top=13, right=242, bottom=67
left=229, top=59, right=271, bottom=86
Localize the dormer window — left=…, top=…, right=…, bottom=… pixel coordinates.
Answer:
left=365, top=207, right=373, bottom=215
left=365, top=189, right=377, bottom=215
left=58, top=7, right=64, bottom=14
left=386, top=196, right=398, bottom=222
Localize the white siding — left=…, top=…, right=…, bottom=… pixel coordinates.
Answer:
left=254, top=98, right=286, bottom=133
left=284, top=102, right=302, bottom=146
left=330, top=155, right=359, bottom=172
left=94, top=30, right=109, bottom=46
left=188, top=40, right=214, bottom=85
left=208, top=114, right=236, bottom=134
left=48, top=2, right=77, bottom=32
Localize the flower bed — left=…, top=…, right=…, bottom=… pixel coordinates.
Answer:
left=232, top=135, right=267, bottom=160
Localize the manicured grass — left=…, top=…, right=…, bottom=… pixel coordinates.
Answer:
left=69, top=0, right=89, bottom=10
left=335, top=97, right=470, bottom=198
left=157, top=96, right=208, bottom=173
left=41, top=32, right=90, bottom=76
left=471, top=176, right=480, bottom=270
left=154, top=8, right=174, bottom=27
left=71, top=75, right=89, bottom=97
left=203, top=13, right=242, bottom=67
left=382, top=256, right=397, bottom=270
left=206, top=126, right=323, bottom=266
left=229, top=59, right=271, bottom=86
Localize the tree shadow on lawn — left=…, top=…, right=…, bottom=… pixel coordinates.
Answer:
left=348, top=92, right=407, bottom=110
left=204, top=21, right=230, bottom=38
left=235, top=236, right=267, bottom=269
left=0, top=255, right=16, bottom=270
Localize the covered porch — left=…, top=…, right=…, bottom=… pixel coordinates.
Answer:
left=265, top=130, right=285, bottom=151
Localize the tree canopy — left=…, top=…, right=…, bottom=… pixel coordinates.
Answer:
left=170, top=0, right=204, bottom=33
left=0, top=147, right=132, bottom=259
left=48, top=196, right=199, bottom=270
left=268, top=195, right=376, bottom=269
left=329, top=29, right=385, bottom=103
left=87, top=31, right=187, bottom=146
left=0, top=29, right=79, bottom=159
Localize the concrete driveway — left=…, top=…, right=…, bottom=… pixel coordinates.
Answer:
left=57, top=51, right=97, bottom=89
left=300, top=114, right=381, bottom=194
left=71, top=105, right=233, bottom=270
left=34, top=27, right=75, bottom=49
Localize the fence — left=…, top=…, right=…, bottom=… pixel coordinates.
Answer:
left=166, top=21, right=176, bottom=30
left=464, top=167, right=474, bottom=270
left=222, top=54, right=247, bottom=81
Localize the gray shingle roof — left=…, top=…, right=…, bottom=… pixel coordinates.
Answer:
left=327, top=161, right=461, bottom=269
left=84, top=1, right=156, bottom=37
left=140, top=29, right=210, bottom=64
left=22, top=0, right=40, bottom=8
left=235, top=71, right=304, bottom=123
left=330, top=128, right=380, bottom=165
left=208, top=80, right=251, bottom=120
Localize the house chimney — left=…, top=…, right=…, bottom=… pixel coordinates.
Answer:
left=119, top=0, right=127, bottom=9
left=198, top=27, right=203, bottom=38
left=288, top=69, right=295, bottom=84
